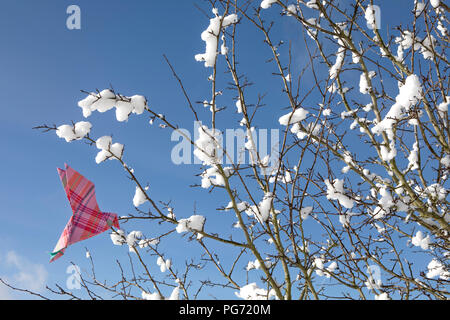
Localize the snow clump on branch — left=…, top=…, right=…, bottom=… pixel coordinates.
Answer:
left=176, top=215, right=206, bottom=234
left=78, top=89, right=147, bottom=122
left=195, top=10, right=238, bottom=68
left=260, top=0, right=278, bottom=9
left=194, top=125, right=223, bottom=166
left=372, top=74, right=423, bottom=138
left=278, top=108, right=309, bottom=126
left=56, top=121, right=92, bottom=142
left=235, top=283, right=277, bottom=300
left=324, top=179, right=355, bottom=209
left=245, top=193, right=274, bottom=223
left=95, top=136, right=124, bottom=164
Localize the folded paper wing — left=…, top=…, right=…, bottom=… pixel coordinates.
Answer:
left=50, top=164, right=120, bottom=262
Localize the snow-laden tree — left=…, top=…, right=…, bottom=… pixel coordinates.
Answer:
left=28, top=0, right=449, bottom=300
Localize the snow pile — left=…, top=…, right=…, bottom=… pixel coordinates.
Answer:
left=375, top=292, right=390, bottom=300
left=422, top=183, right=447, bottom=201
left=441, top=155, right=450, bottom=168
left=314, top=257, right=325, bottom=276
left=325, top=262, right=337, bottom=278
left=110, top=229, right=157, bottom=252
left=380, top=142, right=397, bottom=162
left=437, top=96, right=449, bottom=118
left=407, top=142, right=420, bottom=171
left=372, top=186, right=395, bottom=220
left=246, top=258, right=272, bottom=271
left=304, top=18, right=319, bottom=40
left=245, top=128, right=260, bottom=167
left=396, top=31, right=421, bottom=51
left=420, top=35, right=436, bottom=60
left=325, top=179, right=355, bottom=209
left=195, top=10, right=238, bottom=67
left=94, top=136, right=124, bottom=164
left=365, top=275, right=382, bottom=291
left=395, top=31, right=415, bottom=60
left=285, top=4, right=297, bottom=16
left=437, top=20, right=447, bottom=37
left=194, top=126, right=222, bottom=166
left=260, top=0, right=277, bottom=9
left=352, top=51, right=361, bottom=64
left=78, top=90, right=146, bottom=121
left=220, top=36, right=229, bottom=55
left=359, top=71, right=375, bottom=95
left=411, top=231, right=431, bottom=250
left=200, top=166, right=233, bottom=189
left=414, top=1, right=425, bottom=17
left=390, top=74, right=422, bottom=120
left=235, top=283, right=276, bottom=300
left=176, top=215, right=206, bottom=233
left=372, top=74, right=423, bottom=148
left=269, top=171, right=293, bottom=184
left=364, top=5, right=378, bottom=30
left=138, top=238, right=159, bottom=248
left=126, top=231, right=144, bottom=252
left=245, top=193, right=274, bottom=223
left=142, top=291, right=162, bottom=300
left=111, top=229, right=126, bottom=246
left=430, top=0, right=440, bottom=8
left=359, top=73, right=370, bottom=94
left=225, top=201, right=249, bottom=212
left=194, top=126, right=231, bottom=190
left=133, top=187, right=148, bottom=207
left=167, top=208, right=176, bottom=219
left=236, top=99, right=243, bottom=113
left=157, top=256, right=171, bottom=273
left=279, top=108, right=309, bottom=126
left=142, top=286, right=179, bottom=300
left=56, top=121, right=92, bottom=142
left=314, top=258, right=337, bottom=278
left=305, top=0, right=319, bottom=9
left=78, top=89, right=116, bottom=116
left=291, top=122, right=321, bottom=140
left=168, top=287, right=180, bottom=300
left=329, top=45, right=345, bottom=79
left=426, top=259, right=449, bottom=280
left=339, top=212, right=355, bottom=227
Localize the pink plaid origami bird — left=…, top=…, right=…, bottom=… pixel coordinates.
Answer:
left=50, top=164, right=120, bottom=262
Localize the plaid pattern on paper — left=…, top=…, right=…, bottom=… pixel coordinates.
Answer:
left=50, top=164, right=120, bottom=262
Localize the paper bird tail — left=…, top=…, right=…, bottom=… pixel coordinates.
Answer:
left=50, top=164, right=121, bottom=263
left=50, top=248, right=66, bottom=263
left=50, top=214, right=74, bottom=263
left=49, top=212, right=120, bottom=263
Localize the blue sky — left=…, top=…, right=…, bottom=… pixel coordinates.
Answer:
left=0, top=0, right=215, bottom=299
left=0, top=0, right=432, bottom=300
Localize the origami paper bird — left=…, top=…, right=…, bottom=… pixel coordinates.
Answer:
left=50, top=164, right=120, bottom=262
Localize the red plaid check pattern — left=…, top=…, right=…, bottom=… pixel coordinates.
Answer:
left=50, top=164, right=120, bottom=262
